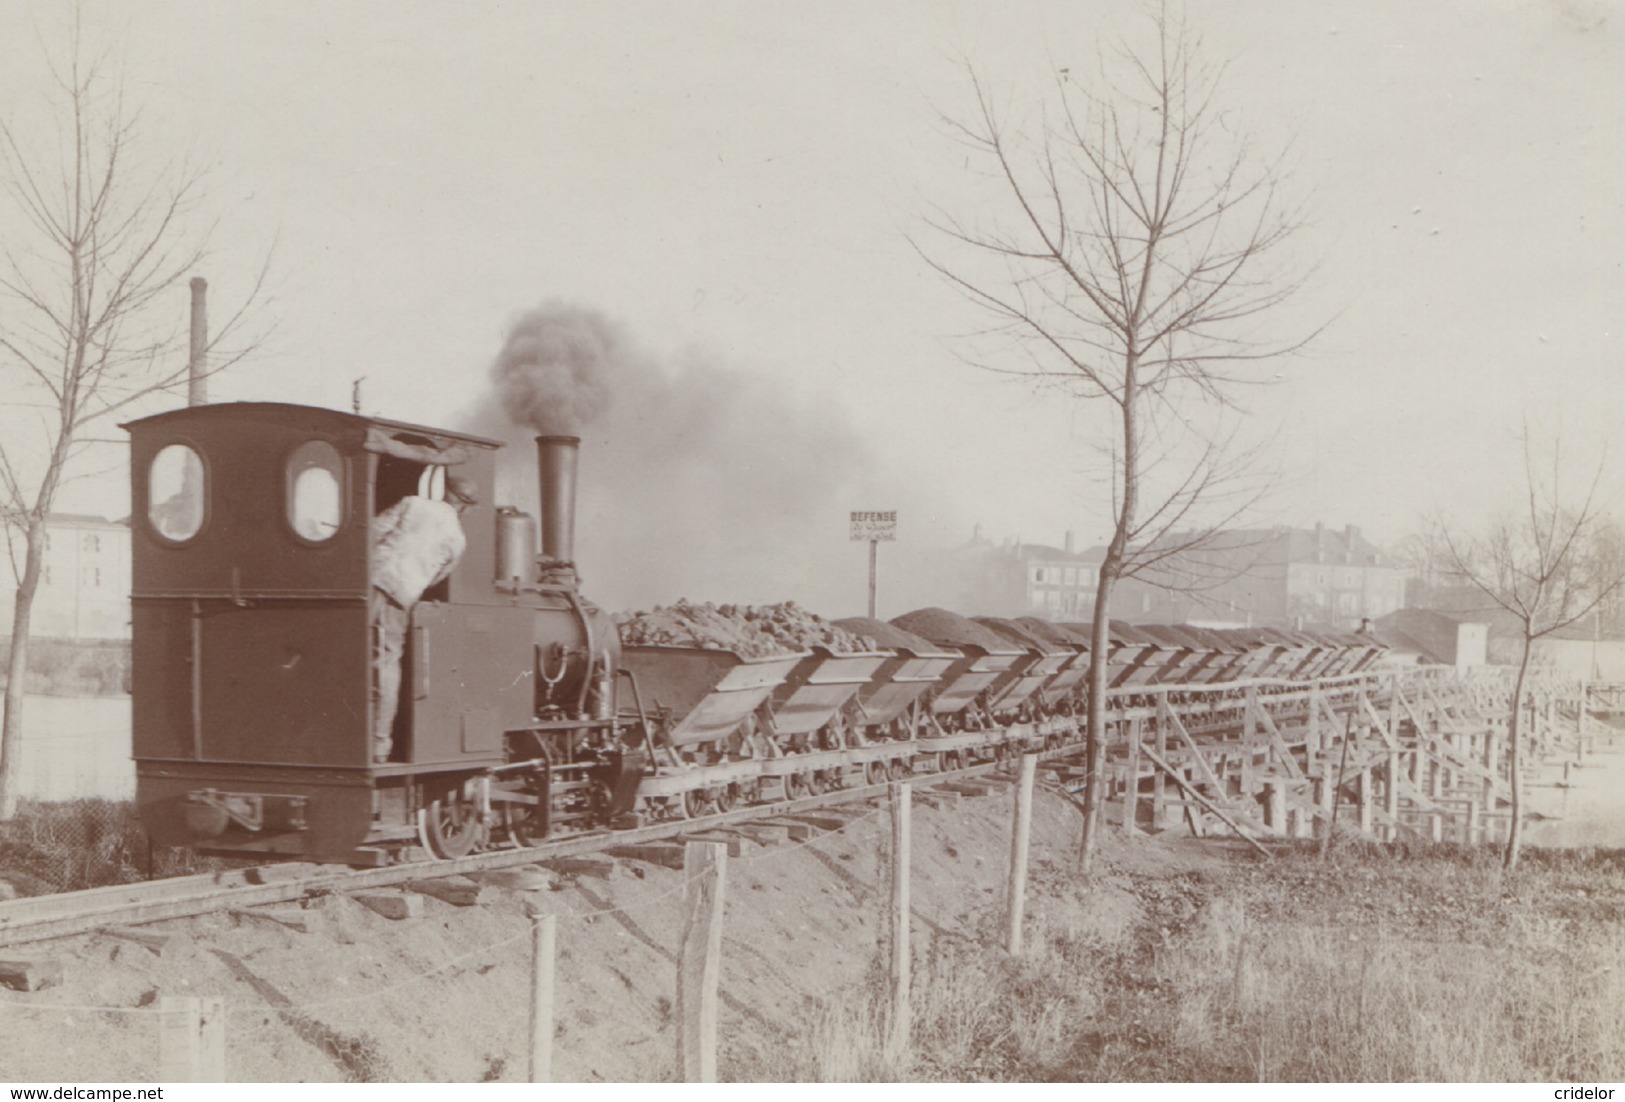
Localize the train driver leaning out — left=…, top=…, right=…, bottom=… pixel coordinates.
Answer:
left=370, top=472, right=478, bottom=763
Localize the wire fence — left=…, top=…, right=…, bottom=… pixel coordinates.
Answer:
left=0, top=799, right=215, bottom=896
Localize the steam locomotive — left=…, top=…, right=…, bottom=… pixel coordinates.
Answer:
left=126, top=401, right=1385, bottom=864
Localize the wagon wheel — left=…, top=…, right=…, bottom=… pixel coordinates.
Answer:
left=784, top=772, right=809, bottom=800
left=715, top=783, right=740, bottom=814
left=680, top=787, right=708, bottom=820
left=864, top=759, right=891, bottom=786
left=943, top=750, right=965, bottom=773
left=806, top=770, right=827, bottom=796
left=422, top=786, right=484, bottom=859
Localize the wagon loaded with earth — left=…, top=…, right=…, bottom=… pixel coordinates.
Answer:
left=615, top=602, right=906, bottom=808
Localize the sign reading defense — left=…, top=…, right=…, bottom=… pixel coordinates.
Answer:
left=850, top=510, right=897, bottom=542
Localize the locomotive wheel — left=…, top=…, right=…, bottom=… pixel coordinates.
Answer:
left=502, top=772, right=550, bottom=848
left=422, top=789, right=484, bottom=859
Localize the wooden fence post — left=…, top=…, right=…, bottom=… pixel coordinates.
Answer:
left=1007, top=754, right=1037, bottom=955
left=159, top=995, right=208, bottom=1082
left=677, top=841, right=727, bottom=1083
left=530, top=913, right=558, bottom=1083
left=887, top=782, right=912, bottom=1060
left=199, top=996, right=224, bottom=1081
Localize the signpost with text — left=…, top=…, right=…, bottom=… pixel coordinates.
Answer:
left=851, top=510, right=896, bottom=618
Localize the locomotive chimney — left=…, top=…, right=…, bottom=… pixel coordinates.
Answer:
left=535, top=435, right=580, bottom=579
left=187, top=277, right=208, bottom=407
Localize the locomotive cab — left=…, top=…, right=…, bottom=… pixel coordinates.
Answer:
left=126, top=402, right=626, bottom=861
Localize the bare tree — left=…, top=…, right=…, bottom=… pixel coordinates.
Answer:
left=918, top=9, right=1314, bottom=869
left=0, top=19, right=267, bottom=817
left=1432, top=436, right=1622, bottom=871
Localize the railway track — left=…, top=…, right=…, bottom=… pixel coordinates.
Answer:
left=0, top=671, right=1447, bottom=950
left=0, top=753, right=1054, bottom=950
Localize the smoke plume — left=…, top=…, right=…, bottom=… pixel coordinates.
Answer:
left=489, top=307, right=617, bottom=435
left=466, top=301, right=902, bottom=616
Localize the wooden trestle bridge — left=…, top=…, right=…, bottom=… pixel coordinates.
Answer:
left=1076, top=665, right=1610, bottom=846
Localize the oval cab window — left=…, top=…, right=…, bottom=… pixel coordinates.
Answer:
left=148, top=444, right=206, bottom=542
left=287, top=441, right=344, bottom=541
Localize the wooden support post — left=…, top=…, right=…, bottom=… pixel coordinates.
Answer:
left=1357, top=768, right=1373, bottom=837
left=1317, top=774, right=1334, bottom=839
left=1577, top=680, right=1589, bottom=762
left=1385, top=751, right=1401, bottom=843
left=1388, top=673, right=1402, bottom=771
left=1242, top=685, right=1259, bottom=795
left=1123, top=718, right=1141, bottom=833
left=1007, top=754, right=1037, bottom=955
left=1152, top=699, right=1169, bottom=829
left=1264, top=780, right=1286, bottom=835
left=887, top=782, right=912, bottom=1060
left=1429, top=755, right=1444, bottom=843
left=1306, top=681, right=1322, bottom=759
left=1467, top=795, right=1482, bottom=845
left=1140, top=744, right=1272, bottom=858
left=677, top=842, right=727, bottom=1083
left=529, top=913, right=557, bottom=1083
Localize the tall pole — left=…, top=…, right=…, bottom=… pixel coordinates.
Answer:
left=868, top=538, right=879, bottom=618
left=187, top=277, right=208, bottom=407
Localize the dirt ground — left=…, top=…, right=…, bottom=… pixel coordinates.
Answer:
left=9, top=776, right=1617, bottom=1083
left=0, top=780, right=1167, bottom=1083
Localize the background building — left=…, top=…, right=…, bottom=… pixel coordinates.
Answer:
left=0, top=514, right=132, bottom=641
left=1106, top=523, right=1408, bottom=630
left=1371, top=608, right=1489, bottom=669
left=885, top=529, right=1103, bottom=621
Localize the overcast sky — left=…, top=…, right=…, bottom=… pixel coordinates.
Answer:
left=2, top=0, right=1620, bottom=613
